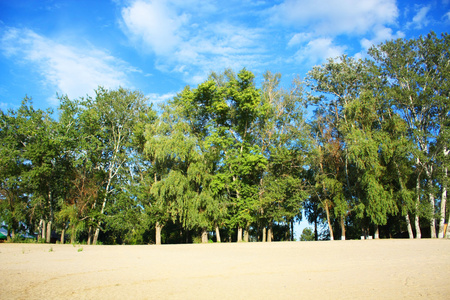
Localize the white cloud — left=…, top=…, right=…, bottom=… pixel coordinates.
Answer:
left=288, top=32, right=312, bottom=47
left=294, top=38, right=346, bottom=65
left=120, top=0, right=267, bottom=85
left=0, top=27, right=133, bottom=105
left=121, top=0, right=188, bottom=55
left=407, top=5, right=431, bottom=29
left=147, top=92, right=177, bottom=104
left=269, top=0, right=398, bottom=36
left=360, top=25, right=405, bottom=52
left=443, top=11, right=450, bottom=22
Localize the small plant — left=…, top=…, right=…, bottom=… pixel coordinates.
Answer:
left=48, top=247, right=53, bottom=252
left=192, top=236, right=202, bottom=244
left=77, top=247, right=83, bottom=252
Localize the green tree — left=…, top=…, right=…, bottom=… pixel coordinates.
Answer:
left=78, top=87, right=154, bottom=244
left=306, top=55, right=367, bottom=240
left=369, top=32, right=450, bottom=238
left=256, top=71, right=310, bottom=241
left=300, top=227, right=315, bottom=241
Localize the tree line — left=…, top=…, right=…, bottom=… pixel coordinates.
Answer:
left=1, top=32, right=448, bottom=244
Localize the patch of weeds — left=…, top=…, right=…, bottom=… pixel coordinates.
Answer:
left=77, top=247, right=83, bottom=252
left=48, top=247, right=53, bottom=252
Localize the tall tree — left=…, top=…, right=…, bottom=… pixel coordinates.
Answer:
left=306, top=55, right=367, bottom=240
left=370, top=32, right=450, bottom=238
left=78, top=87, right=153, bottom=245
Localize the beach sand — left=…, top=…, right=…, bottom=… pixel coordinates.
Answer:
left=1, top=239, right=449, bottom=299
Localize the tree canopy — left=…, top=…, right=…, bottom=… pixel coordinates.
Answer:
left=1, top=32, right=448, bottom=244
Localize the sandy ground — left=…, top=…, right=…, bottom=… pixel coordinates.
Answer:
left=1, top=239, right=449, bottom=300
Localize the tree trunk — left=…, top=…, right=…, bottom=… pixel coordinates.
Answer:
left=314, top=220, right=318, bottom=241
left=237, top=226, right=243, bottom=242
left=243, top=226, right=249, bottom=242
left=60, top=228, right=65, bottom=244
left=415, top=175, right=422, bottom=239
left=87, top=226, right=92, bottom=245
left=290, top=220, right=294, bottom=241
left=427, top=166, right=437, bottom=238
left=215, top=225, right=221, bottom=243
left=340, top=216, right=346, bottom=240
left=405, top=214, right=414, bottom=239
left=439, top=163, right=448, bottom=238
left=446, top=218, right=450, bottom=238
left=267, top=223, right=273, bottom=242
left=155, top=222, right=163, bottom=245
left=93, top=169, right=114, bottom=245
left=93, top=224, right=101, bottom=245
left=374, top=225, right=379, bottom=239
left=262, top=227, right=266, bottom=242
left=70, top=224, right=76, bottom=244
left=39, top=219, right=45, bottom=241
left=324, top=202, right=334, bottom=240
left=46, top=221, right=52, bottom=243
left=201, top=228, right=208, bottom=243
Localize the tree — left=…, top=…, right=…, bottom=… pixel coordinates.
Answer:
left=306, top=55, right=368, bottom=240
left=256, top=71, right=310, bottom=241
left=369, top=32, right=450, bottom=238
left=78, top=87, right=154, bottom=245
left=300, top=227, right=315, bottom=241
left=0, top=105, right=29, bottom=240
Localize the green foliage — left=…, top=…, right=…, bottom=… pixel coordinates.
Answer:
left=300, top=227, right=315, bottom=241
left=1, top=32, right=447, bottom=243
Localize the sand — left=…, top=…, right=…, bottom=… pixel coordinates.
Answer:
left=1, top=239, right=449, bottom=299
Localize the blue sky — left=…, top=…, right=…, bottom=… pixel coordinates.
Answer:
left=0, top=0, right=449, bottom=113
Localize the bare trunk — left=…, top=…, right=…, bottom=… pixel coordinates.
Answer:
left=60, top=229, right=65, bottom=244
left=237, top=226, right=243, bottom=242
left=262, top=227, right=267, bottom=242
left=39, top=219, right=45, bottom=241
left=93, top=223, right=101, bottom=245
left=395, top=163, right=414, bottom=239
left=446, top=220, right=450, bottom=238
left=243, top=226, right=249, bottom=242
left=427, top=166, right=436, bottom=238
left=46, top=221, right=52, bottom=243
left=267, top=223, right=273, bottom=242
left=7, top=229, right=11, bottom=242
left=415, top=175, right=422, bottom=239
left=290, top=220, right=294, bottom=241
left=70, top=224, right=76, bottom=244
left=374, top=225, right=379, bottom=239
left=93, top=168, right=114, bottom=245
left=201, top=228, right=208, bottom=243
left=405, top=214, right=414, bottom=239
left=215, top=225, right=221, bottom=243
left=314, top=220, right=318, bottom=241
left=439, top=164, right=448, bottom=238
left=155, top=222, right=163, bottom=245
left=340, top=216, right=346, bottom=240
left=47, top=190, right=54, bottom=243
left=87, top=226, right=92, bottom=245
left=325, top=202, right=334, bottom=241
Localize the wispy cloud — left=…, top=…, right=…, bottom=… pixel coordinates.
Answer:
left=407, top=5, right=431, bottom=29
left=293, top=38, right=347, bottom=65
left=269, top=0, right=398, bottom=36
left=0, top=27, right=133, bottom=105
left=360, top=26, right=405, bottom=53
left=147, top=92, right=177, bottom=104
left=445, top=11, right=450, bottom=22
left=120, top=0, right=267, bottom=85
